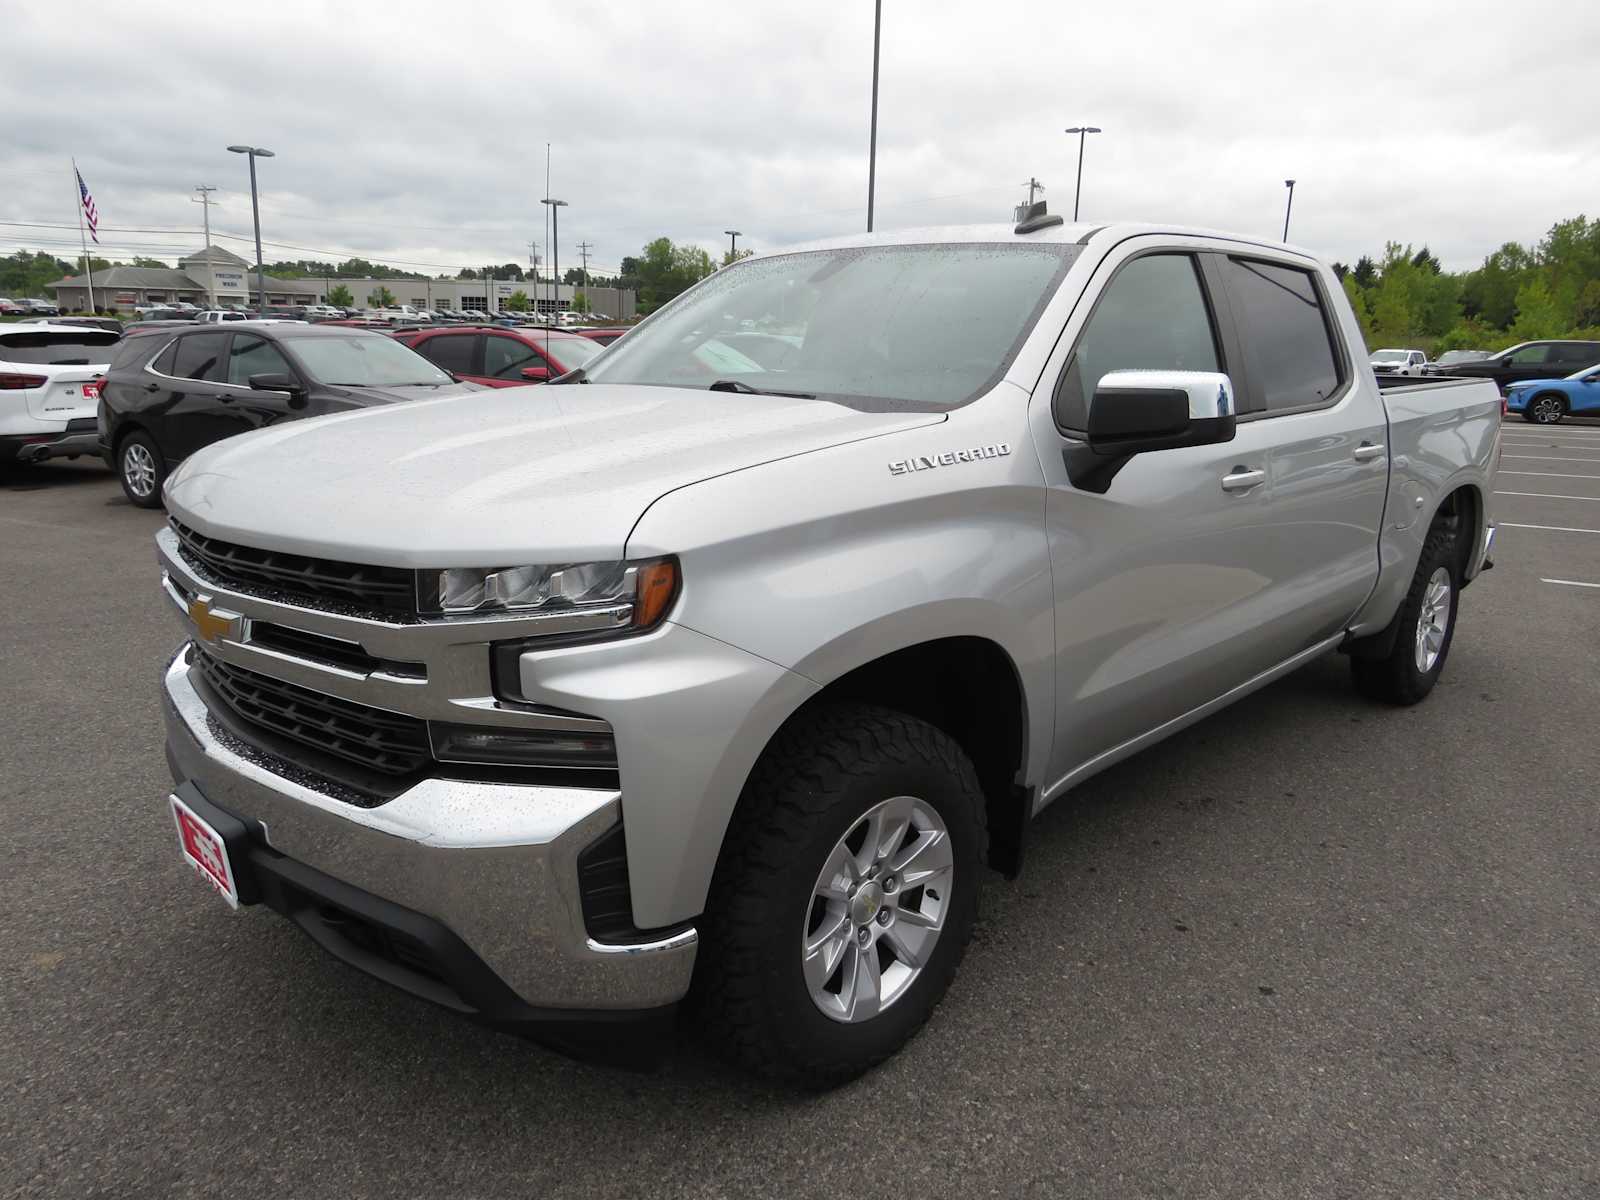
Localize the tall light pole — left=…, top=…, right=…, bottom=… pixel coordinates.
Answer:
left=866, top=0, right=881, bottom=232
left=542, top=197, right=567, bottom=314
left=1064, top=127, right=1101, bottom=222
left=191, top=184, right=218, bottom=308
left=1282, top=179, right=1296, bottom=242
left=227, top=145, right=274, bottom=311
left=724, top=230, right=742, bottom=262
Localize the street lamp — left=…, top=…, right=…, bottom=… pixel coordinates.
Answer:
left=724, top=230, right=742, bottom=261
left=541, top=197, right=567, bottom=317
left=1064, top=127, right=1101, bottom=222
left=867, top=0, right=882, bottom=232
left=1282, top=179, right=1296, bottom=242
left=227, top=145, right=274, bottom=312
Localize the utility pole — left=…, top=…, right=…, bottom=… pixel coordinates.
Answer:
left=1282, top=179, right=1296, bottom=242
left=577, top=241, right=592, bottom=294
left=191, top=185, right=219, bottom=308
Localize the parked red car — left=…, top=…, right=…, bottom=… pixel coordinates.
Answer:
left=392, top=324, right=605, bottom=386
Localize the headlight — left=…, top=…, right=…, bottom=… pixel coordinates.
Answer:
left=420, top=556, right=680, bottom=633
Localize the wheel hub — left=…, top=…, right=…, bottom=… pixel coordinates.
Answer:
left=849, top=881, right=885, bottom=926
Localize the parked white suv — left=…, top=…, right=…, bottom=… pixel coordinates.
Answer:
left=1370, top=348, right=1427, bottom=376
left=0, top=323, right=119, bottom=469
left=153, top=217, right=1500, bottom=1085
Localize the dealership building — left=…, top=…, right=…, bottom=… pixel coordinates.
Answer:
left=49, top=243, right=635, bottom=318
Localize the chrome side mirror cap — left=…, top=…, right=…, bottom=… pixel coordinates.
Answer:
left=1085, top=370, right=1237, bottom=453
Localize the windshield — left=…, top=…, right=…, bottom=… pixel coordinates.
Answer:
left=1371, top=350, right=1408, bottom=362
left=541, top=334, right=604, bottom=369
left=1565, top=363, right=1600, bottom=379
left=0, top=331, right=120, bottom=365
left=582, top=242, right=1080, bottom=409
left=283, top=332, right=453, bottom=386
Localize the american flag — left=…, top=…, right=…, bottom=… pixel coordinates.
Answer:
left=76, top=167, right=99, bottom=244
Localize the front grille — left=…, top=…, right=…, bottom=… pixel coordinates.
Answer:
left=250, top=621, right=426, bottom=679
left=193, top=650, right=431, bottom=777
left=171, top=519, right=417, bottom=619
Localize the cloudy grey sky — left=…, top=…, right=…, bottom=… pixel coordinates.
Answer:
left=4, top=0, right=1595, bottom=277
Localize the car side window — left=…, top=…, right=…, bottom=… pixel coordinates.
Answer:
left=484, top=334, right=542, bottom=379
left=417, top=333, right=476, bottom=375
left=150, top=339, right=180, bottom=375
left=1054, top=253, right=1220, bottom=432
left=171, top=332, right=228, bottom=382
left=227, top=335, right=294, bottom=386
left=1221, top=257, right=1343, bottom=413
left=1504, top=344, right=1552, bottom=365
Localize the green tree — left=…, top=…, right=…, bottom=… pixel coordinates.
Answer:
left=130, top=255, right=169, bottom=268
left=0, top=250, right=73, bottom=298
left=570, top=290, right=590, bottom=313
left=721, top=247, right=755, bottom=268
left=1508, top=277, right=1565, bottom=341
left=368, top=285, right=396, bottom=308
left=1352, top=256, right=1376, bottom=287
left=635, top=237, right=715, bottom=313
left=1341, top=274, right=1373, bottom=344
left=327, top=283, right=354, bottom=307
left=506, top=289, right=531, bottom=312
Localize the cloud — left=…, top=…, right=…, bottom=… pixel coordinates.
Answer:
left=3, top=0, right=1594, bottom=274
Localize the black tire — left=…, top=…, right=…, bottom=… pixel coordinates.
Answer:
left=1351, top=522, right=1460, bottom=705
left=1527, top=393, right=1567, bottom=424
left=116, top=431, right=166, bottom=508
left=694, top=702, right=986, bottom=1088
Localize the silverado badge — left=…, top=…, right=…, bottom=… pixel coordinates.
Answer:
left=887, top=442, right=1011, bottom=476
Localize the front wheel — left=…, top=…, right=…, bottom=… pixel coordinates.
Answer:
left=695, top=703, right=986, bottom=1087
left=1528, top=393, right=1567, bottom=424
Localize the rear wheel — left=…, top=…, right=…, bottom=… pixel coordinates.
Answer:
left=695, top=703, right=985, bottom=1088
left=1529, top=393, right=1567, bottom=424
left=117, top=432, right=166, bottom=508
left=1351, top=523, right=1460, bottom=705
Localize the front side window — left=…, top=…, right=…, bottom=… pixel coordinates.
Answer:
left=282, top=332, right=453, bottom=387
left=484, top=334, right=542, bottom=379
left=1503, top=343, right=1552, bottom=365
left=227, top=335, right=294, bottom=386
left=582, top=242, right=1078, bottom=411
left=1222, top=257, right=1342, bottom=413
left=1055, top=253, right=1220, bottom=431
left=171, top=332, right=229, bottom=382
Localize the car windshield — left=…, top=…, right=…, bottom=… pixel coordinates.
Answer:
left=581, top=242, right=1080, bottom=409
left=0, top=330, right=120, bottom=364
left=1564, top=363, right=1600, bottom=379
left=1371, top=350, right=1408, bottom=362
left=282, top=332, right=454, bottom=386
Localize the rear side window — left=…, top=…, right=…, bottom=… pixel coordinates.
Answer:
left=1222, top=258, right=1343, bottom=413
left=417, top=333, right=477, bottom=374
left=152, top=340, right=180, bottom=375
left=171, top=333, right=228, bottom=382
left=0, top=331, right=119, bottom=365
left=1055, top=253, right=1220, bottom=432
left=1554, top=342, right=1600, bottom=365
left=227, top=335, right=295, bottom=386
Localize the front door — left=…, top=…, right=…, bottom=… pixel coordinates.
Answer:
left=1029, top=245, right=1296, bottom=786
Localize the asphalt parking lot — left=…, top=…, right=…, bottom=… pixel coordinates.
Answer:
left=2, top=425, right=1597, bottom=1199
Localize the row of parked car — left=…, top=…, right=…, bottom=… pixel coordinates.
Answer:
left=0, top=317, right=634, bottom=503
left=1368, top=339, right=1600, bottom=423
left=0, top=297, right=61, bottom=316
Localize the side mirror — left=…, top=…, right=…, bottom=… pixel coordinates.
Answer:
left=521, top=365, right=551, bottom=382
left=246, top=371, right=302, bottom=400
left=1086, top=370, right=1237, bottom=454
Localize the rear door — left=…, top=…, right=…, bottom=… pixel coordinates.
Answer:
left=0, top=329, right=119, bottom=425
left=158, top=331, right=232, bottom=460
left=1215, top=252, right=1390, bottom=645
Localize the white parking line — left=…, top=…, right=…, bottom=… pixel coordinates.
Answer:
left=1498, top=471, right=1600, bottom=479
left=1541, top=578, right=1600, bottom=589
left=1500, top=442, right=1600, bottom=451
left=1496, top=491, right=1600, bottom=501
left=1500, top=522, right=1600, bottom=534
left=1502, top=455, right=1600, bottom=462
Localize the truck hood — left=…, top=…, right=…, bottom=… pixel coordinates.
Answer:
left=165, top=383, right=945, bottom=565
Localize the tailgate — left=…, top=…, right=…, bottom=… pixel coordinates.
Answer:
left=25, top=371, right=102, bottom=423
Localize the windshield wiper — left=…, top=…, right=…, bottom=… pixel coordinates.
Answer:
left=708, top=378, right=815, bottom=399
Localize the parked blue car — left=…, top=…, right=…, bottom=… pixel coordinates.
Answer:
left=1506, top=362, right=1600, bottom=423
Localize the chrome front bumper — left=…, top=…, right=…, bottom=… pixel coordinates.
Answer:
left=162, top=647, right=697, bottom=1010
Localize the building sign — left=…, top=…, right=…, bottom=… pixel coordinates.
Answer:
left=214, top=270, right=245, bottom=289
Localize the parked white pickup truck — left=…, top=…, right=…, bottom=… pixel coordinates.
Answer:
left=153, top=214, right=1500, bottom=1085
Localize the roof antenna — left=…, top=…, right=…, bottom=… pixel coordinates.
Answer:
left=1014, top=200, right=1063, bottom=235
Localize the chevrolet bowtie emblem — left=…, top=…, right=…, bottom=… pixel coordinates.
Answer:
left=188, top=597, right=239, bottom=643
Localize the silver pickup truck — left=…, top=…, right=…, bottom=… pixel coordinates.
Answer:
left=154, top=214, right=1500, bottom=1086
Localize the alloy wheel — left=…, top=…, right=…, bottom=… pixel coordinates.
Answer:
left=1532, top=397, right=1564, bottom=423
left=802, top=794, right=953, bottom=1023
left=1414, top=566, right=1452, bottom=674
left=123, top=443, right=156, bottom=498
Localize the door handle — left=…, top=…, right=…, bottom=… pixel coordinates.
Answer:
left=1221, top=467, right=1266, bottom=492
left=215, top=393, right=234, bottom=403
left=143, top=381, right=160, bottom=393
left=1353, top=442, right=1385, bottom=462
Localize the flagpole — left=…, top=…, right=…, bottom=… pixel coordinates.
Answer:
left=72, top=158, right=96, bottom=313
